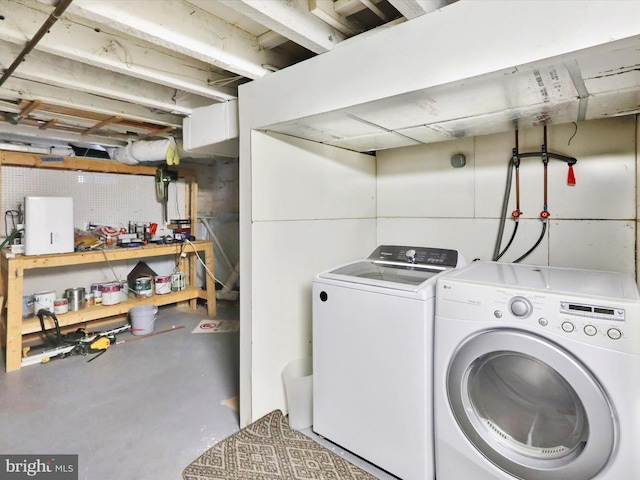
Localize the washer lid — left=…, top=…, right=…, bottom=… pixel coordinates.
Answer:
left=328, top=261, right=442, bottom=286
left=320, top=245, right=460, bottom=289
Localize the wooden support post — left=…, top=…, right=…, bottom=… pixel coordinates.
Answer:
left=204, top=240, right=216, bottom=317
left=5, top=266, right=24, bottom=371
left=188, top=177, right=199, bottom=310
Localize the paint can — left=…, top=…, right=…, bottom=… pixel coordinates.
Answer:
left=171, top=272, right=185, bottom=292
left=85, top=292, right=95, bottom=307
left=33, top=290, right=56, bottom=315
left=155, top=276, right=171, bottom=295
left=102, top=282, right=121, bottom=306
left=64, top=287, right=85, bottom=311
left=54, top=298, right=69, bottom=315
left=119, top=280, right=129, bottom=302
left=22, top=295, right=35, bottom=319
left=91, top=283, right=105, bottom=305
left=135, top=276, right=153, bottom=298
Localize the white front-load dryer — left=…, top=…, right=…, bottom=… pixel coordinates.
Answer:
left=434, top=261, right=640, bottom=480
left=313, top=245, right=465, bottom=480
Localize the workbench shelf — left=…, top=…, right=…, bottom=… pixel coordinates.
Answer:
left=1, top=240, right=216, bottom=372
left=20, top=286, right=203, bottom=335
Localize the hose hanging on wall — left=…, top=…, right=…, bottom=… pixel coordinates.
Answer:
left=494, top=132, right=521, bottom=261
left=493, top=126, right=577, bottom=263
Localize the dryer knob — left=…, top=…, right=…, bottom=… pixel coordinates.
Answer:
left=509, top=296, right=532, bottom=318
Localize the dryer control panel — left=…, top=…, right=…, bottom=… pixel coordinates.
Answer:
left=436, top=280, right=640, bottom=354
left=560, top=302, right=625, bottom=321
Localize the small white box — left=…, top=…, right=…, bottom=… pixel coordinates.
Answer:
left=24, top=196, right=74, bottom=256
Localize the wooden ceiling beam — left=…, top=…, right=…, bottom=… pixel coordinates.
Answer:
left=82, top=116, right=123, bottom=136
left=147, top=126, right=177, bottom=137
left=20, top=100, right=42, bottom=116
left=39, top=119, right=59, bottom=130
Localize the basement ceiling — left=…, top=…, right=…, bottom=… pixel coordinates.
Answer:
left=0, top=0, right=451, bottom=154
left=0, top=0, right=639, bottom=158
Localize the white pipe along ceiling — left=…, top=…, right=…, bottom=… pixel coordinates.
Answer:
left=0, top=0, right=638, bottom=157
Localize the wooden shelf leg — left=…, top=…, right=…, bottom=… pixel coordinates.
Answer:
left=204, top=242, right=216, bottom=317
left=5, top=267, right=24, bottom=371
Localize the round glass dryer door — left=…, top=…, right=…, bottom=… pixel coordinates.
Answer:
left=447, top=329, right=615, bottom=480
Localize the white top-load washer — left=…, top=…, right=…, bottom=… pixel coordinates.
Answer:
left=434, top=261, right=640, bottom=480
left=313, top=245, right=465, bottom=480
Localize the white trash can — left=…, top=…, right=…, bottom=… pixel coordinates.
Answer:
left=283, top=357, right=313, bottom=430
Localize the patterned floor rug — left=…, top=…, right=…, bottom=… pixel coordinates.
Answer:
left=183, top=410, right=379, bottom=480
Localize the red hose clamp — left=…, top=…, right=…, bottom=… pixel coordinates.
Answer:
left=512, top=210, right=521, bottom=219
left=540, top=210, right=550, bottom=219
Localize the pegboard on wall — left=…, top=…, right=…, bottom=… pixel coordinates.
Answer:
left=1, top=166, right=186, bottom=237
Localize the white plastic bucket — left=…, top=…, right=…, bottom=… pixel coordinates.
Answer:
left=129, top=305, right=158, bottom=335
left=283, top=357, right=313, bottom=430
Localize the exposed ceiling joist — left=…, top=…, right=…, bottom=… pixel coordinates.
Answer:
left=257, top=30, right=289, bottom=50
left=0, top=0, right=489, bottom=156
left=0, top=77, right=184, bottom=128
left=2, top=0, right=237, bottom=103
left=387, top=0, right=450, bottom=19
left=309, top=0, right=364, bottom=36
left=58, top=0, right=288, bottom=79
left=0, top=119, right=128, bottom=147
left=359, top=0, right=390, bottom=21
left=217, top=0, right=346, bottom=54
left=0, top=43, right=193, bottom=116
left=334, top=0, right=383, bottom=17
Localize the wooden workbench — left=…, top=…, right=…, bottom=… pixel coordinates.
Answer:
left=1, top=241, right=216, bottom=372
left=0, top=150, right=214, bottom=372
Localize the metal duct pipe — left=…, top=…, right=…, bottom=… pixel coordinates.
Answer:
left=0, top=0, right=74, bottom=88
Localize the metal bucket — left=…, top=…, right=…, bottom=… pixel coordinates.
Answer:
left=64, top=287, right=86, bottom=311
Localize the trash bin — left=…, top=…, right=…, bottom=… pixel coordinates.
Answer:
left=283, top=357, right=313, bottom=430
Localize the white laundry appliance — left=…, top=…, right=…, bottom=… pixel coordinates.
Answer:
left=434, top=261, right=640, bottom=480
left=312, top=245, right=465, bottom=480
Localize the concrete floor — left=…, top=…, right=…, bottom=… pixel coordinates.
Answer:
left=0, top=302, right=241, bottom=480
left=0, top=300, right=397, bottom=480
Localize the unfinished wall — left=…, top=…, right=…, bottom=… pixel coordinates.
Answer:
left=184, top=159, right=239, bottom=285
left=377, top=116, right=637, bottom=276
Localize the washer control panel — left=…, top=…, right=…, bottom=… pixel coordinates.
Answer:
left=368, top=245, right=459, bottom=268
